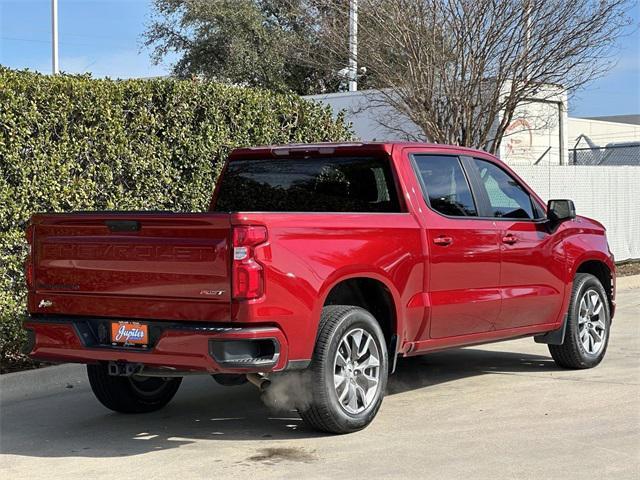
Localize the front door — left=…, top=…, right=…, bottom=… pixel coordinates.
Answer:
left=469, top=157, right=566, bottom=328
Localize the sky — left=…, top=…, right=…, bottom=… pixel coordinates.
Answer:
left=0, top=0, right=639, bottom=117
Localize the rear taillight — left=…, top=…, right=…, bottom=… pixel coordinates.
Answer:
left=25, top=223, right=34, bottom=289
left=232, top=225, right=267, bottom=300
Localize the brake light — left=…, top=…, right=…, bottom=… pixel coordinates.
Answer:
left=232, top=225, right=267, bottom=300
left=25, top=223, right=34, bottom=289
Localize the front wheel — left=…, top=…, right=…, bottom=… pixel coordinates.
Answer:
left=87, top=363, right=182, bottom=413
left=549, top=273, right=611, bottom=369
left=299, top=305, right=388, bottom=434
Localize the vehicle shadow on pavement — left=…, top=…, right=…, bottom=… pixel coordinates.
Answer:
left=388, top=347, right=560, bottom=395
left=1, top=347, right=560, bottom=459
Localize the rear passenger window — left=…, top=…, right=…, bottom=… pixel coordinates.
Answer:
left=473, top=159, right=535, bottom=219
left=413, top=155, right=477, bottom=217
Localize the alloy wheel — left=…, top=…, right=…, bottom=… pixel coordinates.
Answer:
left=333, top=328, right=381, bottom=414
left=578, top=289, right=607, bottom=355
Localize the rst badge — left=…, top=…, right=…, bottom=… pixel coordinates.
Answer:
left=200, top=290, right=225, bottom=296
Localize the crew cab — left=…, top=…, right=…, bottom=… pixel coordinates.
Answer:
left=24, top=142, right=615, bottom=433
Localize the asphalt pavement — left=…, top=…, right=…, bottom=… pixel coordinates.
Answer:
left=1, top=287, right=638, bottom=479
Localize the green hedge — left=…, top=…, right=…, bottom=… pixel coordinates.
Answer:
left=0, top=67, right=351, bottom=371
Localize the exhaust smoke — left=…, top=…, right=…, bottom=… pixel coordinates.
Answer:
left=260, top=371, right=313, bottom=412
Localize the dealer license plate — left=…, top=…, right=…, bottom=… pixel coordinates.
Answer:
left=111, top=321, right=148, bottom=348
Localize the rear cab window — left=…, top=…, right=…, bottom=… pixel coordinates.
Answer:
left=213, top=156, right=401, bottom=212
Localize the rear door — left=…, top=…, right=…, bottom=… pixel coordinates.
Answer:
left=467, top=158, right=566, bottom=328
left=410, top=153, right=502, bottom=339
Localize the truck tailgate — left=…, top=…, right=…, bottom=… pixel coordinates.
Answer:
left=30, top=213, right=232, bottom=321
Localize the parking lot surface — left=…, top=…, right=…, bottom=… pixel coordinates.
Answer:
left=2, top=288, right=639, bottom=479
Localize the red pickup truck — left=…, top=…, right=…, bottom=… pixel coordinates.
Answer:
left=24, top=142, right=615, bottom=434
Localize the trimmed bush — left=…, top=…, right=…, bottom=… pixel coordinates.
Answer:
left=0, top=67, right=352, bottom=371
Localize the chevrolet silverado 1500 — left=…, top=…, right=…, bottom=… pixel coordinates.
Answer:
left=24, top=142, right=615, bottom=433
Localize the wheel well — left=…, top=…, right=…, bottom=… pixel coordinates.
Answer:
left=324, top=278, right=397, bottom=345
left=577, top=260, right=613, bottom=307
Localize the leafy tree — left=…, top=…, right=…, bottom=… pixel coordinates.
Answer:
left=145, top=0, right=340, bottom=94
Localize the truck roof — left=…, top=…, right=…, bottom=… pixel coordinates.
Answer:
left=228, top=142, right=491, bottom=159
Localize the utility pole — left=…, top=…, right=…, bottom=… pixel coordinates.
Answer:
left=348, top=0, right=358, bottom=92
left=52, top=0, right=59, bottom=74
left=523, top=0, right=531, bottom=80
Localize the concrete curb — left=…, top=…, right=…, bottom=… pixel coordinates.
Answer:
left=617, top=274, right=640, bottom=291
left=0, top=363, right=86, bottom=404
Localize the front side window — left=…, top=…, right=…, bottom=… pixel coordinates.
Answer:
left=473, top=159, right=535, bottom=219
left=413, top=155, right=477, bottom=217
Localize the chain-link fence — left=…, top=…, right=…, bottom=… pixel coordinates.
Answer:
left=569, top=144, right=640, bottom=166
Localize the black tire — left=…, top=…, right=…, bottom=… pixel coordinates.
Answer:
left=299, top=305, right=388, bottom=434
left=87, top=363, right=182, bottom=413
left=549, top=273, right=611, bottom=369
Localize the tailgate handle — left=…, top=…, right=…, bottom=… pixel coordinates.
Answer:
left=105, top=220, right=140, bottom=232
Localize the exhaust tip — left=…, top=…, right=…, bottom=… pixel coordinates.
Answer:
left=246, top=373, right=270, bottom=391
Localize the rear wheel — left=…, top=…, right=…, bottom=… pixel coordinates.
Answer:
left=299, top=305, right=388, bottom=434
left=87, top=363, right=182, bottom=413
left=549, top=273, right=610, bottom=369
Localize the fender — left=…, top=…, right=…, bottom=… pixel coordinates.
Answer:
left=315, top=266, right=405, bottom=358
left=536, top=249, right=615, bottom=345
left=568, top=250, right=615, bottom=281
left=568, top=250, right=615, bottom=301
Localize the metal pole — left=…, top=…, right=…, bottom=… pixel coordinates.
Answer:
left=523, top=0, right=531, bottom=80
left=348, top=0, right=358, bottom=92
left=52, top=0, right=59, bottom=74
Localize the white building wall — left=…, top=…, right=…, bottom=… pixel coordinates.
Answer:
left=306, top=87, right=569, bottom=165
left=305, top=90, right=423, bottom=141
left=495, top=84, right=568, bottom=166
left=305, top=89, right=639, bottom=167
left=568, top=118, right=640, bottom=147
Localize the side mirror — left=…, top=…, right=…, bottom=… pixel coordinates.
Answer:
left=547, top=199, right=576, bottom=223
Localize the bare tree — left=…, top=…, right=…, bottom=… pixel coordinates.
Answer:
left=310, top=0, right=633, bottom=153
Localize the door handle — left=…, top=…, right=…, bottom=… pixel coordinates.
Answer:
left=502, top=233, right=518, bottom=245
left=433, top=235, right=453, bottom=246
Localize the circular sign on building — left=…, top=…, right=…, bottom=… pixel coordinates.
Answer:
left=505, top=118, right=534, bottom=161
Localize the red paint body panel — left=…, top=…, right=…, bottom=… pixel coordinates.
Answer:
left=498, top=220, right=567, bottom=328
left=427, top=223, right=501, bottom=338
left=30, top=214, right=232, bottom=320
left=25, top=142, right=615, bottom=373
